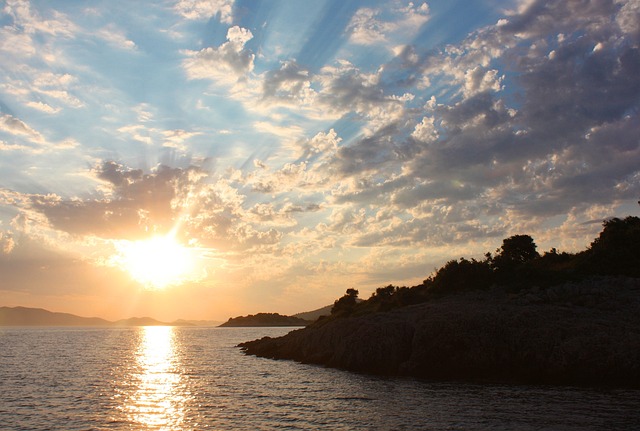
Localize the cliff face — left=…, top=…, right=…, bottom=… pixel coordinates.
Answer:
left=239, top=277, right=640, bottom=387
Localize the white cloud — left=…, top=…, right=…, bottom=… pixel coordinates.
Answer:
left=411, top=116, right=438, bottom=143
left=162, top=129, right=200, bottom=149
left=347, top=2, right=430, bottom=46
left=0, top=140, right=43, bottom=154
left=300, top=129, right=341, bottom=157
left=463, top=67, right=503, bottom=97
left=174, top=0, right=234, bottom=24
left=26, top=101, right=61, bottom=114
left=183, top=26, right=255, bottom=85
left=95, top=25, right=136, bottom=50
left=347, top=8, right=390, bottom=45
left=253, top=121, right=305, bottom=141
left=3, top=0, right=78, bottom=37
left=0, top=114, right=44, bottom=143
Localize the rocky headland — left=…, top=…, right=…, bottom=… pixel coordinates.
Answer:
left=240, top=276, right=640, bottom=388
left=219, top=312, right=310, bottom=327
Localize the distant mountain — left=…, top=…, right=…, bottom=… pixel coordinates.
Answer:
left=114, top=316, right=192, bottom=326
left=173, top=319, right=223, bottom=327
left=0, top=306, right=190, bottom=327
left=292, top=304, right=333, bottom=322
left=219, top=312, right=310, bottom=327
left=0, top=306, right=111, bottom=326
left=293, top=300, right=365, bottom=322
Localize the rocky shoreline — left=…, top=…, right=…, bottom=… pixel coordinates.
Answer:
left=239, top=277, right=640, bottom=388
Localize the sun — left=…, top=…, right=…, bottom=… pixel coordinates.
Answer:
left=115, top=235, right=197, bottom=289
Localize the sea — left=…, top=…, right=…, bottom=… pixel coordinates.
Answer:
left=1, top=326, right=639, bottom=430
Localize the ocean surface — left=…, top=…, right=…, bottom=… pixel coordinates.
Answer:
left=1, top=326, right=639, bottom=430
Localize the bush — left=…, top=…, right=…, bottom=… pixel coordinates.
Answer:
left=427, top=258, right=494, bottom=294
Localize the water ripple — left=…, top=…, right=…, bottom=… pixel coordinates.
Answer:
left=1, top=326, right=639, bottom=430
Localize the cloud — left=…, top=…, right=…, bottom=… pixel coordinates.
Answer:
left=261, top=60, right=314, bottom=106
left=162, top=129, right=201, bottom=149
left=320, top=0, right=640, bottom=250
left=0, top=114, right=44, bottom=143
left=174, top=0, right=234, bottom=24
left=298, top=128, right=341, bottom=159
left=315, top=60, right=412, bottom=131
left=0, top=230, right=15, bottom=253
left=463, top=66, right=503, bottom=97
left=183, top=26, right=255, bottom=85
left=249, top=162, right=309, bottom=194
left=25, top=101, right=61, bottom=114
left=616, top=0, right=640, bottom=38
left=14, top=161, right=293, bottom=254
left=347, top=2, right=430, bottom=46
left=95, top=24, right=136, bottom=50
left=3, top=0, right=77, bottom=37
left=26, top=162, right=185, bottom=239
left=253, top=121, right=305, bottom=141
left=411, top=116, right=438, bottom=143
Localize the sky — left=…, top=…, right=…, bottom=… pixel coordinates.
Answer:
left=0, top=0, right=639, bottom=322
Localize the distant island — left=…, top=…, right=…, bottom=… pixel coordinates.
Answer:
left=0, top=306, right=195, bottom=327
left=220, top=312, right=310, bottom=327
left=240, top=216, right=640, bottom=388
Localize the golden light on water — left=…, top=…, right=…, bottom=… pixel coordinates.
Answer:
left=127, top=326, right=189, bottom=429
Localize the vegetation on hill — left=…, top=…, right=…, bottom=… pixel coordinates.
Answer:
left=328, top=216, right=640, bottom=320
left=219, top=312, right=310, bottom=327
left=240, top=215, right=640, bottom=387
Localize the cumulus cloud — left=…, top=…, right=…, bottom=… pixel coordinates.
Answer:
left=2, top=0, right=639, bottom=306
left=318, top=0, right=640, bottom=250
left=298, top=129, right=341, bottom=159
left=463, top=66, right=503, bottom=97
left=17, top=161, right=297, bottom=254
left=411, top=116, right=438, bottom=143
left=315, top=60, right=411, bottom=132
left=261, top=60, right=314, bottom=106
left=250, top=162, right=309, bottom=194
left=183, top=26, right=255, bottom=85
left=174, top=0, right=234, bottom=24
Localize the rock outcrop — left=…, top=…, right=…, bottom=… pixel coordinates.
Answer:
left=220, top=312, right=310, bottom=327
left=239, top=277, right=640, bottom=387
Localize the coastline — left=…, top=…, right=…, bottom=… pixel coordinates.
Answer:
left=239, top=277, right=640, bottom=388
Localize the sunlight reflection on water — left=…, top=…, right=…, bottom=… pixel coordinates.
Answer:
left=124, top=326, right=189, bottom=430
left=2, top=327, right=640, bottom=430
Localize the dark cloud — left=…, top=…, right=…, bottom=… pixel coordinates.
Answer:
left=331, top=123, right=418, bottom=176
left=318, top=0, right=640, bottom=251
left=30, top=162, right=193, bottom=238
left=384, top=1, right=637, bottom=216
left=262, top=61, right=311, bottom=103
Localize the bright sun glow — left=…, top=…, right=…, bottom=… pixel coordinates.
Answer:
left=115, top=235, right=197, bottom=289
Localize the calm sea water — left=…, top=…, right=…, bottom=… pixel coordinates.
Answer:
left=1, top=326, right=639, bottom=430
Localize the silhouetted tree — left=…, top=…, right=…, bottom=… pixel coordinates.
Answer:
left=427, top=258, right=494, bottom=293
left=369, top=285, right=398, bottom=311
left=578, top=216, right=640, bottom=277
left=331, top=288, right=359, bottom=317
left=491, top=234, right=539, bottom=276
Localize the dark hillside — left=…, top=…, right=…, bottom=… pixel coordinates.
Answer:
left=240, top=216, right=640, bottom=387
